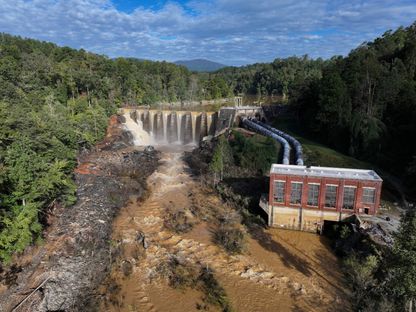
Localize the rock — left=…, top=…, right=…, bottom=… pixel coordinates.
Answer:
left=121, top=261, right=133, bottom=277
left=143, top=236, right=149, bottom=249
left=136, top=232, right=145, bottom=244
left=145, top=145, right=155, bottom=153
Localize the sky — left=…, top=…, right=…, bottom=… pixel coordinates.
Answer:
left=0, top=0, right=415, bottom=66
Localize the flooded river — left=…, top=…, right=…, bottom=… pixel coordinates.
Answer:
left=101, top=148, right=350, bottom=312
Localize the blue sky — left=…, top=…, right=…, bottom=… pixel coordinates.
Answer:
left=113, top=0, right=173, bottom=13
left=0, top=0, right=415, bottom=66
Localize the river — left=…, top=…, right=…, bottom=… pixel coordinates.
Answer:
left=100, top=145, right=350, bottom=312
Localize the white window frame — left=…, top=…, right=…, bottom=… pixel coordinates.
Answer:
left=274, top=180, right=286, bottom=203
left=290, top=182, right=303, bottom=205
left=324, top=184, right=338, bottom=208
left=307, top=183, right=320, bottom=207
left=362, top=187, right=376, bottom=204
left=342, top=186, right=356, bottom=210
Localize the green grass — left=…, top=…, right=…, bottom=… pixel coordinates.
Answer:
left=301, top=138, right=371, bottom=169
left=270, top=118, right=372, bottom=169
left=269, top=117, right=402, bottom=205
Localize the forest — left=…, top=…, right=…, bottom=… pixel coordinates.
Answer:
left=212, top=24, right=416, bottom=196
left=0, top=21, right=415, bottom=271
left=0, top=33, right=235, bottom=261
left=296, top=24, right=416, bottom=196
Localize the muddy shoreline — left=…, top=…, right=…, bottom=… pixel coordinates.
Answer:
left=1, top=115, right=351, bottom=312
left=100, top=144, right=351, bottom=312
left=0, top=116, right=160, bottom=311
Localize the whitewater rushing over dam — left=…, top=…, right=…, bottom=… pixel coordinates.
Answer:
left=123, top=108, right=219, bottom=145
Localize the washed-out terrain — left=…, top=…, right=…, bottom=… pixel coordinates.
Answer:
left=0, top=115, right=350, bottom=312
left=0, top=116, right=159, bottom=311
left=100, top=117, right=351, bottom=312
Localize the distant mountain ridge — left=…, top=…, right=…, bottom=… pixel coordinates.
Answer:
left=174, top=59, right=227, bottom=72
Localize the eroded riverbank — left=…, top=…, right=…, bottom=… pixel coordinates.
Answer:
left=0, top=116, right=159, bottom=312
left=100, top=147, right=350, bottom=312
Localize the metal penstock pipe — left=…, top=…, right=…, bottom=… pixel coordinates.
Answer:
left=249, top=118, right=304, bottom=165
left=241, top=117, right=291, bottom=165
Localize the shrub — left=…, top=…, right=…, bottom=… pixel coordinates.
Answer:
left=199, top=266, right=233, bottom=312
left=157, top=256, right=233, bottom=311
left=214, top=225, right=245, bottom=254
left=164, top=210, right=194, bottom=234
left=156, top=256, right=199, bottom=289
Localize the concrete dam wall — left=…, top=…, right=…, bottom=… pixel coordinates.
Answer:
left=123, top=108, right=218, bottom=145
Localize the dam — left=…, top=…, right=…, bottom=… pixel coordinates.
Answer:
left=122, top=108, right=219, bottom=145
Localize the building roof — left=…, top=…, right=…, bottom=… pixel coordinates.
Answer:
left=270, top=164, right=382, bottom=182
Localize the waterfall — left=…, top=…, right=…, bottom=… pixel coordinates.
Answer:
left=149, top=111, right=155, bottom=136
left=123, top=112, right=152, bottom=146
left=163, top=111, right=168, bottom=142
left=200, top=112, right=208, bottom=138
left=177, top=112, right=183, bottom=143
left=183, top=113, right=192, bottom=144
left=168, top=112, right=178, bottom=143
left=207, top=113, right=212, bottom=136
left=191, top=113, right=197, bottom=144
left=123, top=109, right=217, bottom=146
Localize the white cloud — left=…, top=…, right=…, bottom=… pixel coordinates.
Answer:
left=0, top=0, right=415, bottom=65
left=303, top=35, right=322, bottom=40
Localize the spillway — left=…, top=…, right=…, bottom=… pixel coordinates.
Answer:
left=124, top=109, right=218, bottom=146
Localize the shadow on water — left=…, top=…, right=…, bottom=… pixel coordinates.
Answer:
left=248, top=226, right=313, bottom=276
left=222, top=176, right=350, bottom=297
left=221, top=177, right=313, bottom=276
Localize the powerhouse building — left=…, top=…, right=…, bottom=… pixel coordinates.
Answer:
left=261, top=164, right=383, bottom=232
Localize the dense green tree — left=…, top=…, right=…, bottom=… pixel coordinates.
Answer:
left=210, top=136, right=233, bottom=183
left=230, top=132, right=277, bottom=175
left=213, top=56, right=324, bottom=101
left=297, top=22, right=416, bottom=194
left=388, top=210, right=416, bottom=311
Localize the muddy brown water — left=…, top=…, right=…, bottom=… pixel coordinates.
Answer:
left=100, top=148, right=350, bottom=312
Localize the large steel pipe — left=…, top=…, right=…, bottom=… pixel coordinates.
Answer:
left=250, top=119, right=304, bottom=166
left=241, top=117, right=291, bottom=165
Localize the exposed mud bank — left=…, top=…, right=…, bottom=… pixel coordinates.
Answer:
left=0, top=115, right=159, bottom=312
left=101, top=145, right=350, bottom=312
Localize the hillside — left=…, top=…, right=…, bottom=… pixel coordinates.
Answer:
left=174, top=59, right=227, bottom=72
left=0, top=21, right=415, bottom=265
left=0, top=33, right=232, bottom=262
left=209, top=23, right=416, bottom=196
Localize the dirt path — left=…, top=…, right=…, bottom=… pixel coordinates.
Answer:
left=101, top=149, right=350, bottom=312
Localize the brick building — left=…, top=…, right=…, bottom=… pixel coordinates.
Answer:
left=260, top=164, right=383, bottom=232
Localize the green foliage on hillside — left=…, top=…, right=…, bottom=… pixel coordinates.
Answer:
left=230, top=131, right=278, bottom=175
left=209, top=136, right=234, bottom=182
left=295, top=23, right=416, bottom=194
left=214, top=56, right=324, bottom=100
left=336, top=209, right=416, bottom=311
left=387, top=210, right=416, bottom=309
left=0, top=33, right=234, bottom=262
left=209, top=131, right=279, bottom=181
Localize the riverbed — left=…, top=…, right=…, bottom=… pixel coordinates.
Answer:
left=100, top=148, right=350, bottom=312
